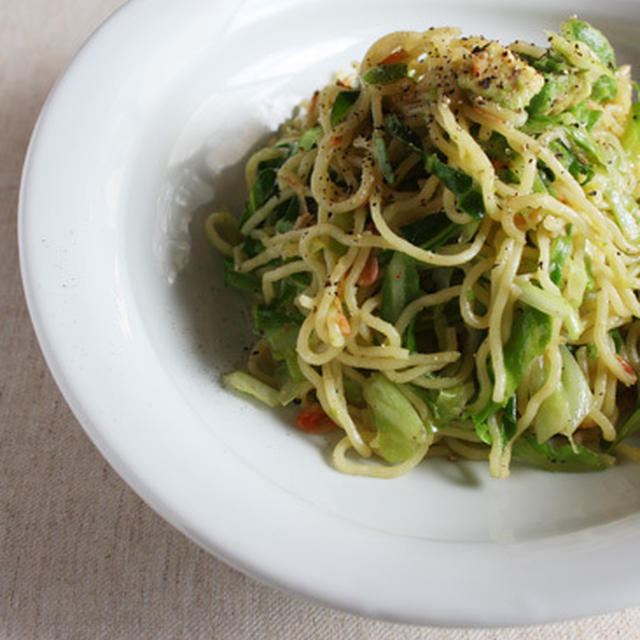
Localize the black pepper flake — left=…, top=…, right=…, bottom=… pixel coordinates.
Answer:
left=471, top=43, right=489, bottom=54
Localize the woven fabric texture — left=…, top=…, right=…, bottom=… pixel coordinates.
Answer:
left=2, top=2, right=640, bottom=638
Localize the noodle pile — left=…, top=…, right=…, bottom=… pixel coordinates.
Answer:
left=207, top=18, right=640, bottom=478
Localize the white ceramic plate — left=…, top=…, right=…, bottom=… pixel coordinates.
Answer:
left=19, top=0, right=640, bottom=627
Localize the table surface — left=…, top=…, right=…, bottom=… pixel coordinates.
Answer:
left=3, top=1, right=640, bottom=638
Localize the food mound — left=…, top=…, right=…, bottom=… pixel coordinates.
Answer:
left=207, top=18, right=640, bottom=478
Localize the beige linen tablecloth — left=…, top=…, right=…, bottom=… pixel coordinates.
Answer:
left=2, top=2, right=640, bottom=638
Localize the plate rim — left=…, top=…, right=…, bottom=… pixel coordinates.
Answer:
left=17, top=0, right=640, bottom=627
